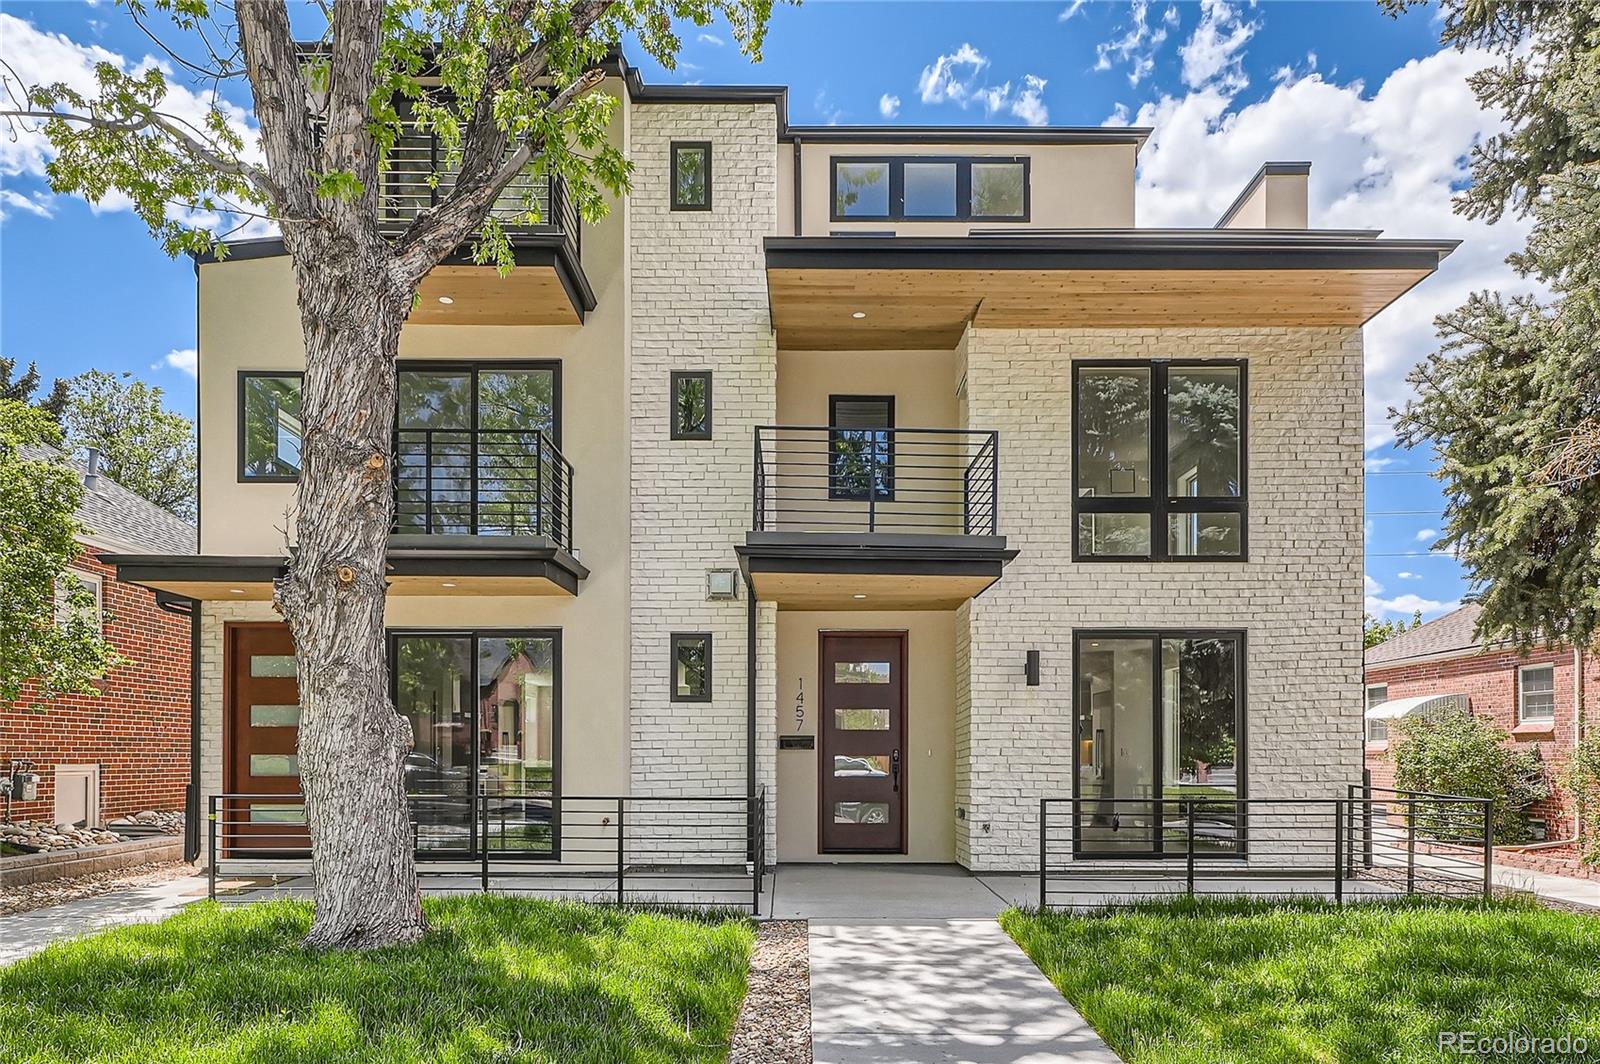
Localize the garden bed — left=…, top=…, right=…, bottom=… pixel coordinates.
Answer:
left=0, top=895, right=755, bottom=1062
left=1004, top=896, right=1600, bottom=1064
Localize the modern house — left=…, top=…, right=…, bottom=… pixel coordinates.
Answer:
left=4, top=447, right=195, bottom=845
left=106, top=57, right=1459, bottom=879
left=1365, top=603, right=1594, bottom=875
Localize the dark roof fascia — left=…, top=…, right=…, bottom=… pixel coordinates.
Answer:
left=107, top=543, right=589, bottom=589
left=103, top=554, right=287, bottom=585
left=1215, top=161, right=1312, bottom=229
left=763, top=234, right=1460, bottom=273
left=782, top=125, right=1152, bottom=150
left=737, top=531, right=1018, bottom=578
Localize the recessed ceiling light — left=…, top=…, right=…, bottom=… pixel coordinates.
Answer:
left=851, top=311, right=867, bottom=319
left=441, top=582, right=457, bottom=588
left=852, top=593, right=867, bottom=599
left=229, top=588, right=244, bottom=594
left=437, top=296, right=455, bottom=305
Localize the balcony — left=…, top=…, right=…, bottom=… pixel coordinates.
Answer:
left=382, top=121, right=594, bottom=327
left=738, top=426, right=1016, bottom=610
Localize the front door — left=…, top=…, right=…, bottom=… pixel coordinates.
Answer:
left=224, top=623, right=308, bottom=853
left=818, top=632, right=907, bottom=853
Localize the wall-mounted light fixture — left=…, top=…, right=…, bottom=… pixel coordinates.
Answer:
left=705, top=568, right=739, bottom=600
left=1025, top=649, right=1041, bottom=686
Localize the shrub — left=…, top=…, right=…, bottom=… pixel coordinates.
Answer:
left=1563, top=731, right=1600, bottom=866
left=1390, top=709, right=1550, bottom=844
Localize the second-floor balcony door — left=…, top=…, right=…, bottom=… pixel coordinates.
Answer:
left=394, top=362, right=562, bottom=539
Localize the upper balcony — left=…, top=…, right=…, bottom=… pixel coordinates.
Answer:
left=738, top=425, right=1015, bottom=610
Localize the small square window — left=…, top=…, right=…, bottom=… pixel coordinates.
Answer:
left=670, top=371, right=713, bottom=440
left=670, top=142, right=712, bottom=211
left=239, top=372, right=303, bottom=481
left=671, top=633, right=712, bottom=702
left=1518, top=664, right=1555, bottom=723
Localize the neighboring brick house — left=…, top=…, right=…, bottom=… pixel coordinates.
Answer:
left=3, top=447, right=195, bottom=836
left=1365, top=604, right=1594, bottom=868
left=105, top=54, right=1459, bottom=875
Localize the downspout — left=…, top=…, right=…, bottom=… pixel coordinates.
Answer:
left=746, top=581, right=757, bottom=805
left=186, top=601, right=202, bottom=863
left=792, top=138, right=803, bottom=237
left=1576, top=646, right=1587, bottom=852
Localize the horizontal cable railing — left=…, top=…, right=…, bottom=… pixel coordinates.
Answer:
left=393, top=427, right=574, bottom=552
left=208, top=791, right=765, bottom=913
left=753, top=425, right=1000, bottom=536
left=1039, top=792, right=1493, bottom=910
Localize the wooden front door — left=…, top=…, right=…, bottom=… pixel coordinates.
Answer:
left=818, top=632, right=907, bottom=854
left=224, top=623, right=308, bottom=853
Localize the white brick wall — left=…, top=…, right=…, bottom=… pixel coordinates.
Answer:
left=956, top=326, right=1367, bottom=869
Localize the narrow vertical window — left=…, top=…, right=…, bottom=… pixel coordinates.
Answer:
left=1517, top=664, right=1555, bottom=723
left=671, top=633, right=712, bottom=702
left=1365, top=683, right=1389, bottom=743
left=670, top=371, right=713, bottom=440
left=239, top=372, right=304, bottom=481
left=670, top=141, right=712, bottom=211
left=829, top=395, right=895, bottom=500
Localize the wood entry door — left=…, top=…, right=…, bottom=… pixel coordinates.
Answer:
left=818, top=632, right=907, bottom=854
left=224, top=623, right=308, bottom=853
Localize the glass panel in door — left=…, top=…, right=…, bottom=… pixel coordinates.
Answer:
left=1075, top=637, right=1159, bottom=854
left=395, top=635, right=475, bottom=852
left=1161, top=636, right=1241, bottom=854
left=395, top=371, right=473, bottom=534
left=476, top=369, right=556, bottom=536
left=476, top=636, right=556, bottom=855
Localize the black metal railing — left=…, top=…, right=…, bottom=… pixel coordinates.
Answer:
left=208, top=790, right=766, bottom=914
left=1039, top=792, right=1494, bottom=910
left=378, top=121, right=581, bottom=262
left=753, top=425, right=999, bottom=535
left=393, top=427, right=574, bottom=551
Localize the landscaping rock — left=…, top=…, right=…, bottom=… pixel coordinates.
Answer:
left=0, top=819, right=132, bottom=852
left=730, top=920, right=811, bottom=1064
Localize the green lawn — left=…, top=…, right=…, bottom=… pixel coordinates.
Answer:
left=0, top=896, right=754, bottom=1063
left=1003, top=897, right=1600, bottom=1064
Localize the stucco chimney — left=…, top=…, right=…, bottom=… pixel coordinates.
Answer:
left=1216, top=162, right=1310, bottom=229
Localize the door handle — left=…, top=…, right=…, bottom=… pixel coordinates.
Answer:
left=891, top=748, right=900, bottom=793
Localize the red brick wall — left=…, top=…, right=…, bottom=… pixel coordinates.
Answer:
left=2, top=547, right=190, bottom=824
left=1365, top=646, right=1596, bottom=839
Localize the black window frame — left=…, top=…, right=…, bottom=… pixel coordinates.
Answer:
left=669, top=370, right=714, bottom=440
left=237, top=370, right=306, bottom=483
left=1072, top=359, right=1249, bottom=562
left=385, top=626, right=563, bottom=862
left=829, top=155, right=1030, bottom=222
left=1071, top=627, right=1248, bottom=860
left=669, top=140, right=713, bottom=212
left=828, top=394, right=896, bottom=502
left=670, top=632, right=713, bottom=703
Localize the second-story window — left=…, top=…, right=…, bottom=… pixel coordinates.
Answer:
left=1518, top=664, right=1555, bottom=724
left=239, top=371, right=304, bottom=481
left=829, top=395, right=895, bottom=501
left=671, top=141, right=712, bottom=211
left=831, top=157, right=1029, bottom=221
left=670, top=371, right=713, bottom=440
left=1073, top=361, right=1247, bottom=561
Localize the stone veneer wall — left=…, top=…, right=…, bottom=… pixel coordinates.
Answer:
left=627, top=100, right=779, bottom=856
left=956, top=326, right=1367, bottom=870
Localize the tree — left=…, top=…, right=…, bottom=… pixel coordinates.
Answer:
left=1384, top=1, right=1600, bottom=651
left=1364, top=610, right=1422, bottom=650
left=0, top=357, right=68, bottom=421
left=2, top=0, right=773, bottom=949
left=0, top=400, right=122, bottom=707
left=60, top=370, right=197, bottom=519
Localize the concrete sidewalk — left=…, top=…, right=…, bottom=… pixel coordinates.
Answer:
left=0, top=874, right=206, bottom=966
left=810, top=918, right=1122, bottom=1064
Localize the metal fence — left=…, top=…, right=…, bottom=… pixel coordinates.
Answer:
left=393, top=427, right=574, bottom=551
left=1039, top=792, right=1493, bottom=910
left=753, top=425, right=1000, bottom=535
left=208, top=790, right=766, bottom=913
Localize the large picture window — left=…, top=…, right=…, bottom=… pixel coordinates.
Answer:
left=831, top=156, right=1029, bottom=221
left=1073, top=360, right=1246, bottom=561
left=238, top=372, right=304, bottom=481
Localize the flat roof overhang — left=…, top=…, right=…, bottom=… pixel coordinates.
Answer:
left=737, top=532, right=1017, bottom=611
left=106, top=536, right=590, bottom=601
left=764, top=232, right=1461, bottom=350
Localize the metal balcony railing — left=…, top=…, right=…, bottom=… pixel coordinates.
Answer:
left=753, top=426, right=1000, bottom=536
left=393, top=427, right=574, bottom=551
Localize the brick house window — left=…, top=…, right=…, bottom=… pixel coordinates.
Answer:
left=1365, top=683, right=1389, bottom=743
left=670, top=371, right=712, bottom=440
left=1518, top=664, right=1555, bottom=723
left=1073, top=360, right=1247, bottom=561
left=53, top=568, right=103, bottom=634
left=670, top=142, right=712, bottom=211
left=671, top=633, right=712, bottom=702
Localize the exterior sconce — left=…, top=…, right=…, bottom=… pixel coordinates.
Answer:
left=1025, top=650, right=1041, bottom=686
left=706, top=568, right=739, bottom=600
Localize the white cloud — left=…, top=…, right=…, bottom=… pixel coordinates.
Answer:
left=1366, top=591, right=1457, bottom=619
left=1095, top=0, right=1170, bottom=86
left=1398, top=571, right=1421, bottom=580
left=973, top=82, right=1012, bottom=116
left=0, top=187, right=54, bottom=219
left=1011, top=75, right=1049, bottom=127
left=878, top=93, right=901, bottom=119
left=1365, top=455, right=1400, bottom=471
left=1178, top=0, right=1259, bottom=93
left=918, top=43, right=990, bottom=105
left=914, top=43, right=1046, bottom=126
left=697, top=32, right=724, bottom=47
left=1059, top=0, right=1089, bottom=22
left=1117, top=45, right=1538, bottom=450
left=1415, top=528, right=1439, bottom=542
left=1365, top=574, right=1384, bottom=596
left=161, top=348, right=198, bottom=377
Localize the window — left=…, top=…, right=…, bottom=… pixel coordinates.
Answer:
left=239, top=372, right=304, bottom=481
left=1518, top=664, right=1555, bottom=723
left=1074, top=361, right=1247, bottom=560
left=829, top=395, right=894, bottom=501
left=670, top=371, right=713, bottom=440
left=670, top=141, right=712, bottom=211
left=53, top=569, right=102, bottom=634
left=1366, top=683, right=1389, bottom=743
left=671, top=633, right=712, bottom=702
left=831, top=157, right=1029, bottom=221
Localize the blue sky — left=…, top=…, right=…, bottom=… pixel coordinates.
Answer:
left=2, top=1, right=1528, bottom=621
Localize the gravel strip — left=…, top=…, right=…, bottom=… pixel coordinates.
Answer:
left=0, top=860, right=196, bottom=916
left=730, top=920, right=811, bottom=1064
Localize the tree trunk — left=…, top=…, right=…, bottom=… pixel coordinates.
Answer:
left=275, top=229, right=425, bottom=949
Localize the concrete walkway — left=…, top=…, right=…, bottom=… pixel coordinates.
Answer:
left=810, top=918, right=1122, bottom=1064
left=0, top=873, right=207, bottom=966
left=1493, top=862, right=1599, bottom=909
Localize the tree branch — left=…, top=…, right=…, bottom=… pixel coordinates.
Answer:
left=236, top=0, right=319, bottom=222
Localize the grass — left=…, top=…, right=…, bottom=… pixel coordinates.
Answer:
left=1003, top=896, right=1600, bottom=1064
left=0, top=895, right=754, bottom=1063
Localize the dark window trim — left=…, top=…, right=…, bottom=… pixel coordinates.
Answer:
left=386, top=626, right=563, bottom=862
left=1071, top=358, right=1249, bottom=562
left=1071, top=628, right=1248, bottom=860
left=829, top=155, right=1031, bottom=222
left=670, top=631, right=714, bottom=703
left=669, top=370, right=714, bottom=440
left=828, top=393, right=896, bottom=501
left=397, top=358, right=563, bottom=448
left=237, top=370, right=305, bottom=483
left=669, top=140, right=713, bottom=212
